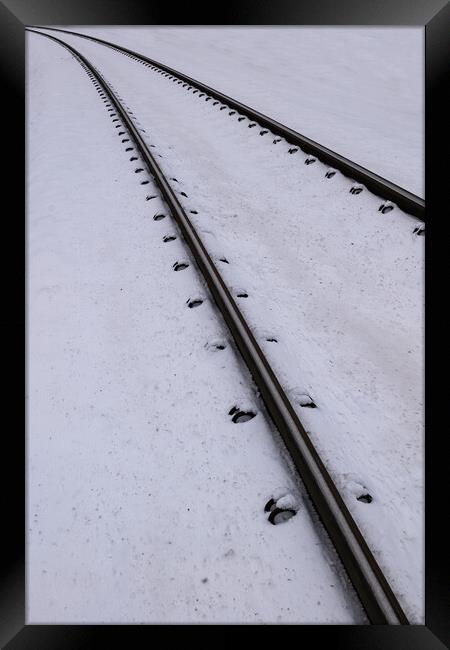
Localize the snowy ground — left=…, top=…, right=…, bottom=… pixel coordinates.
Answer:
left=27, top=32, right=367, bottom=624
left=27, top=27, right=424, bottom=624
left=69, top=26, right=424, bottom=198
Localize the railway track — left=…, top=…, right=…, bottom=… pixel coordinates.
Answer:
left=29, top=25, right=425, bottom=223
left=27, top=28, right=410, bottom=625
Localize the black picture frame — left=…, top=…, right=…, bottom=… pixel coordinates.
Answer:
left=2, top=0, right=447, bottom=647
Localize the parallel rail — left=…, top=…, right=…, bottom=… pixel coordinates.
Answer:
left=28, top=25, right=425, bottom=221
left=27, top=28, right=410, bottom=625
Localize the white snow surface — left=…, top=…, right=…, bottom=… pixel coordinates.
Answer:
left=27, top=33, right=366, bottom=624
left=69, top=25, right=424, bottom=197
left=28, top=27, right=424, bottom=624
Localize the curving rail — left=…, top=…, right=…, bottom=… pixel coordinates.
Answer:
left=28, top=25, right=425, bottom=221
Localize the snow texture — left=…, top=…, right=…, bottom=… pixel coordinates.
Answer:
left=28, top=27, right=424, bottom=624
left=71, top=26, right=424, bottom=197
left=27, top=32, right=366, bottom=625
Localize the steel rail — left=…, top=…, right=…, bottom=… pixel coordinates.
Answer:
left=28, top=24, right=425, bottom=221
left=28, top=28, right=410, bottom=625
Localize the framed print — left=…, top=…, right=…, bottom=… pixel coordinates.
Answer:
left=1, top=0, right=447, bottom=646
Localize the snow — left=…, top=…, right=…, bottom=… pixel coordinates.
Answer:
left=69, top=26, right=424, bottom=197
left=274, top=494, right=299, bottom=512
left=28, top=26, right=424, bottom=624
left=27, top=32, right=366, bottom=624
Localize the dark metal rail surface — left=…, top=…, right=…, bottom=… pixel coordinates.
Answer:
left=28, top=25, right=425, bottom=221
left=27, top=28, right=410, bottom=625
